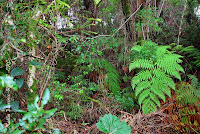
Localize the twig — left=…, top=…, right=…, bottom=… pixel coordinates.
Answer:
left=83, top=94, right=110, bottom=113
left=38, top=23, right=59, bottom=106
left=8, top=42, right=44, bottom=59
left=111, top=4, right=143, bottom=37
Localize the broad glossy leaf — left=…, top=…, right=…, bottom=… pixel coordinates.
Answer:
left=15, top=78, right=24, bottom=88
left=41, top=88, right=50, bottom=107
left=0, top=75, right=18, bottom=90
left=11, top=101, right=19, bottom=112
left=96, top=113, right=131, bottom=134
left=11, top=67, right=24, bottom=77
left=28, top=104, right=38, bottom=112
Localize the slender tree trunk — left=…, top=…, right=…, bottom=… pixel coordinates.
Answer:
left=121, top=0, right=134, bottom=41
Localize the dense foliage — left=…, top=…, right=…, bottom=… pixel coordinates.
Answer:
left=0, top=0, right=200, bottom=133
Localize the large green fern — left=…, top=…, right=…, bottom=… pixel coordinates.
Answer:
left=129, top=41, right=184, bottom=114
left=172, top=45, right=200, bottom=68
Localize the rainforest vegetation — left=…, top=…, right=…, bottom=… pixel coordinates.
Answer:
left=0, top=0, right=200, bottom=133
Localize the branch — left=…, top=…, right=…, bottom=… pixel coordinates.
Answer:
left=157, top=0, right=165, bottom=18
left=111, top=4, right=143, bottom=37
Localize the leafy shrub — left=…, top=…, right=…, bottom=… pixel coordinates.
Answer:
left=0, top=75, right=58, bottom=133
left=129, top=40, right=184, bottom=114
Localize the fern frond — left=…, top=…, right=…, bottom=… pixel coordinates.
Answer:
left=150, top=93, right=160, bottom=107
left=82, top=58, right=121, bottom=95
left=155, top=45, right=171, bottom=56
left=129, top=59, right=154, bottom=71
left=155, top=59, right=182, bottom=80
left=131, top=45, right=142, bottom=52
left=135, top=81, right=151, bottom=96
left=131, top=70, right=152, bottom=85
left=176, top=75, right=200, bottom=106
left=138, top=89, right=150, bottom=105
left=142, top=98, right=157, bottom=114
left=151, top=78, right=166, bottom=101
left=129, top=41, right=184, bottom=114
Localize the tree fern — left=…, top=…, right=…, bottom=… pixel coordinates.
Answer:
left=129, top=40, right=184, bottom=114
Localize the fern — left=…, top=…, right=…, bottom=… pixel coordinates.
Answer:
left=176, top=75, right=200, bottom=106
left=75, top=58, right=121, bottom=95
left=129, top=40, right=184, bottom=114
left=172, top=45, right=200, bottom=68
left=95, top=59, right=121, bottom=95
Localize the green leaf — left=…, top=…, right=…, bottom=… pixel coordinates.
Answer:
left=135, top=81, right=150, bottom=96
left=11, top=67, right=24, bottom=77
left=94, top=0, right=101, bottom=5
left=15, top=78, right=24, bottom=88
left=41, top=88, right=50, bottom=107
left=0, top=75, right=18, bottom=90
left=149, top=93, right=160, bottom=107
left=35, top=118, right=46, bottom=130
left=43, top=108, right=57, bottom=119
left=0, top=122, right=6, bottom=133
left=0, top=100, right=10, bottom=110
left=142, top=99, right=156, bottom=114
left=138, top=89, right=150, bottom=105
left=28, top=103, right=37, bottom=112
left=150, top=85, right=165, bottom=102
left=96, top=113, right=131, bottom=134
left=129, top=59, right=154, bottom=71
left=22, top=112, right=32, bottom=122
left=53, top=128, right=60, bottom=134
left=16, top=109, right=27, bottom=114
left=11, top=129, right=25, bottom=134
left=11, top=101, right=19, bottom=112
left=131, top=45, right=142, bottom=52
left=20, top=38, right=26, bottom=43
left=34, top=95, right=39, bottom=110
left=29, top=60, right=43, bottom=66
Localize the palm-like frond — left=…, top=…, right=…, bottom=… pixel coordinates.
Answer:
left=129, top=41, right=184, bottom=114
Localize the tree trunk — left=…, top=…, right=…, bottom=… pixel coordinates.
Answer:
left=121, top=0, right=134, bottom=41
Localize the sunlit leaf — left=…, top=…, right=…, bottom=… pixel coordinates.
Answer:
left=96, top=113, right=131, bottom=134
left=41, top=88, right=50, bottom=107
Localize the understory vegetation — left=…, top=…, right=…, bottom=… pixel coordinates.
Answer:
left=0, top=0, right=200, bottom=133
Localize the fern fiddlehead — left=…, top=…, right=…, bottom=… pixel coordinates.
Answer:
left=129, top=41, right=184, bottom=114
